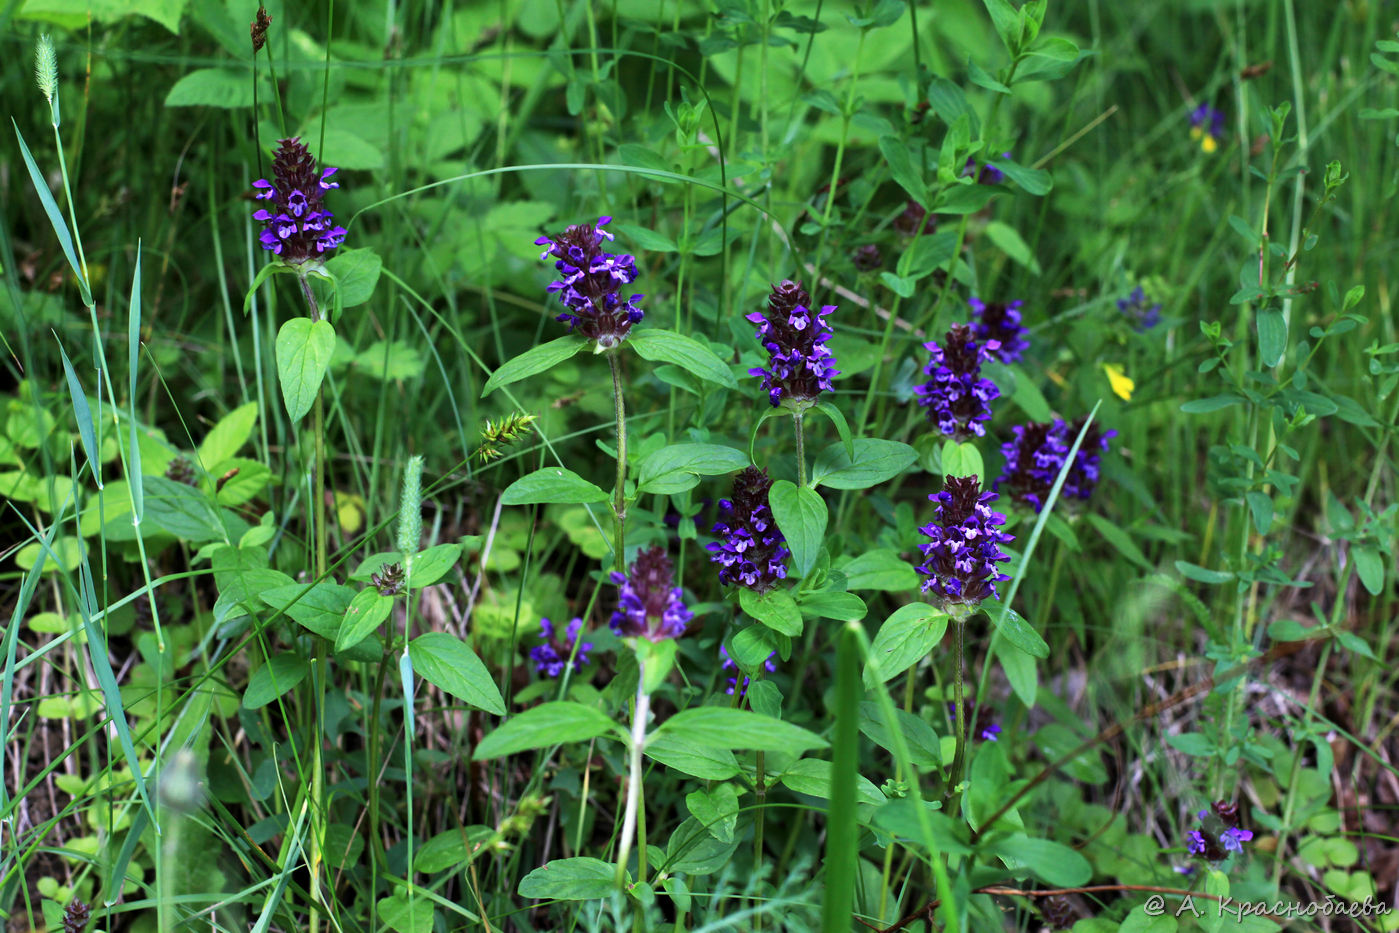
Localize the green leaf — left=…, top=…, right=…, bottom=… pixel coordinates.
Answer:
left=636, top=443, right=749, bottom=495
left=12, top=122, right=90, bottom=306
left=1175, top=560, right=1235, bottom=584
left=992, top=157, right=1052, bottom=195
left=653, top=707, right=827, bottom=756
left=840, top=549, right=919, bottom=591
left=376, top=892, right=433, bottom=933
left=336, top=588, right=394, bottom=652
left=769, top=480, right=827, bottom=576
left=983, top=221, right=1041, bottom=274
left=990, top=835, right=1092, bottom=887
left=878, top=135, right=927, bottom=205
left=165, top=68, right=260, bottom=108
left=261, top=582, right=355, bottom=637
left=687, top=783, right=740, bottom=843
left=416, top=826, right=495, bottom=873
left=939, top=439, right=984, bottom=481
left=981, top=0, right=1023, bottom=54
left=501, top=467, right=608, bottom=505
left=474, top=702, right=618, bottom=759
left=740, top=587, right=802, bottom=636
left=864, top=603, right=948, bottom=686
left=812, top=400, right=855, bottom=459
left=481, top=335, right=587, bottom=397
left=999, top=639, right=1038, bottom=706
left=198, top=401, right=258, bottom=468
left=1166, top=732, right=1215, bottom=757
left=1181, top=394, right=1244, bottom=414
left=410, top=632, right=506, bottom=715
left=609, top=221, right=678, bottom=252
left=56, top=342, right=99, bottom=483
left=243, top=654, right=309, bottom=709
left=325, top=248, right=382, bottom=308
left=627, top=329, right=737, bottom=388
left=141, top=475, right=225, bottom=542
left=518, top=857, right=619, bottom=901
left=989, top=606, right=1049, bottom=659
left=275, top=318, right=335, bottom=423
left=353, top=340, right=425, bottom=381
left=1352, top=545, right=1384, bottom=595
left=797, top=590, right=867, bottom=621
left=779, top=758, right=885, bottom=806
left=810, top=439, right=917, bottom=490
left=1257, top=308, right=1286, bottom=367
left=1245, top=491, right=1274, bottom=535
left=1084, top=513, right=1154, bottom=572
left=645, top=731, right=741, bottom=780
left=408, top=543, right=463, bottom=588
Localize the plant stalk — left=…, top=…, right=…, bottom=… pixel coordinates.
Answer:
left=609, top=352, right=628, bottom=570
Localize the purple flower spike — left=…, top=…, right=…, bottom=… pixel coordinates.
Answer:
left=720, top=645, right=777, bottom=697
left=914, top=323, right=1000, bottom=440
left=979, top=722, right=1002, bottom=742
left=251, top=138, right=347, bottom=264
left=610, top=546, right=693, bottom=642
left=708, top=466, right=790, bottom=593
left=915, top=475, right=1013, bottom=609
left=969, top=297, right=1029, bottom=363
left=997, top=420, right=1069, bottom=512
left=1186, top=799, right=1252, bottom=862
left=529, top=617, right=592, bottom=678
left=747, top=280, right=839, bottom=409
left=535, top=216, right=643, bottom=350
left=1063, top=415, right=1115, bottom=502
left=1118, top=285, right=1162, bottom=331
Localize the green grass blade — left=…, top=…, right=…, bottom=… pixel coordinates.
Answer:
left=11, top=119, right=91, bottom=306
left=821, top=622, right=862, bottom=933
left=127, top=244, right=144, bottom=520
left=56, top=336, right=101, bottom=488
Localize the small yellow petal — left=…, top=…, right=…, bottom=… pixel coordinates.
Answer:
left=336, top=492, right=365, bottom=535
left=1103, top=363, right=1134, bottom=401
left=1189, top=126, right=1203, bottom=141
left=1201, top=134, right=1218, bottom=154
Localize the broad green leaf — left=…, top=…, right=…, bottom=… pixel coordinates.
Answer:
left=989, top=606, right=1049, bottom=659
left=990, top=834, right=1091, bottom=887
left=261, top=582, right=355, bottom=636
left=212, top=458, right=271, bottom=507
left=243, top=654, right=309, bottom=709
left=686, top=783, right=740, bottom=843
left=878, top=135, right=927, bottom=205
left=636, top=443, right=748, bottom=495
left=1000, top=639, right=1038, bottom=706
left=1166, top=732, right=1215, bottom=757
left=739, top=587, right=802, bottom=636
left=858, top=701, right=942, bottom=768
left=474, top=702, right=618, bottom=759
left=1181, top=394, right=1244, bottom=414
left=1175, top=560, right=1235, bottom=584
left=198, top=401, right=258, bottom=468
left=840, top=549, right=919, bottom=591
left=325, top=248, right=382, bottom=307
left=981, top=0, right=1022, bottom=54
left=810, top=439, right=916, bottom=490
left=769, top=480, right=827, bottom=576
left=416, top=826, right=495, bottom=873
left=408, top=543, right=463, bottom=588
left=501, top=467, right=608, bottom=505
left=652, top=707, right=827, bottom=756
left=518, top=857, right=619, bottom=901
left=481, top=335, right=587, bottom=397
left=984, top=221, right=1041, bottom=274
left=336, top=588, right=393, bottom=652
left=165, top=68, right=260, bottom=108
left=939, top=439, right=984, bottom=482
left=993, top=157, right=1052, bottom=195
left=142, top=475, right=225, bottom=542
left=410, top=632, right=505, bottom=715
left=645, top=731, right=741, bottom=780
left=864, top=603, right=947, bottom=686
left=627, top=329, right=737, bottom=388
left=353, top=340, right=425, bottom=381
left=275, top=318, right=335, bottom=423
left=797, top=590, right=867, bottom=621
left=1257, top=308, right=1286, bottom=367
left=376, top=892, right=433, bottom=933
left=1352, top=545, right=1384, bottom=595
left=780, top=757, right=885, bottom=806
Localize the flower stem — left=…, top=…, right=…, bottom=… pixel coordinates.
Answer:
left=616, top=674, right=650, bottom=888
left=947, top=617, right=967, bottom=811
left=793, top=411, right=807, bottom=488
left=609, top=352, right=628, bottom=571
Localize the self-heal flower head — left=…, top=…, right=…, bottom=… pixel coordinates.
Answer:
left=747, top=280, right=839, bottom=409
left=252, top=138, right=346, bottom=265
left=996, top=419, right=1069, bottom=513
left=535, top=216, right=643, bottom=350
left=969, top=297, right=1029, bottom=364
left=1117, top=285, right=1162, bottom=331
left=707, top=466, right=790, bottom=593
left=1190, top=104, right=1226, bottom=153
left=915, top=475, right=1013, bottom=609
left=719, top=645, right=777, bottom=696
left=610, top=546, right=693, bottom=642
left=1187, top=801, right=1252, bottom=862
left=1063, top=414, right=1116, bottom=502
left=914, top=323, right=1000, bottom=440
left=530, top=617, right=592, bottom=678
